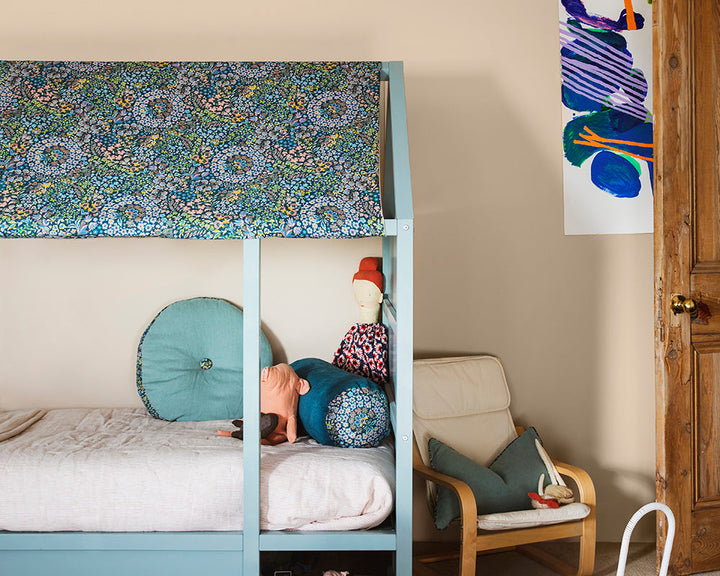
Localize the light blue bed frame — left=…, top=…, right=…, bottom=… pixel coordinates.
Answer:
left=0, top=61, right=413, bottom=576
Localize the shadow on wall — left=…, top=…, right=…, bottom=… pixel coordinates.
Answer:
left=407, top=72, right=655, bottom=543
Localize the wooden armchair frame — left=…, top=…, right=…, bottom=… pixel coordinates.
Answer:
left=412, top=429, right=596, bottom=576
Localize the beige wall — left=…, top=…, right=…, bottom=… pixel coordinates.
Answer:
left=0, top=0, right=655, bottom=542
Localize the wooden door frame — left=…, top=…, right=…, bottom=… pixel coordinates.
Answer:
left=654, top=0, right=692, bottom=572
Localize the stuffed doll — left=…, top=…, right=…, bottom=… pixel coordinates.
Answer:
left=218, top=413, right=278, bottom=440
left=332, top=257, right=389, bottom=385
left=529, top=474, right=575, bottom=509
left=351, top=256, right=384, bottom=324
left=259, top=363, right=310, bottom=445
left=528, top=440, right=575, bottom=508
left=218, top=364, right=310, bottom=445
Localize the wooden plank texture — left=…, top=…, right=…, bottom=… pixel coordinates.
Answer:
left=690, top=274, right=720, bottom=337
left=689, top=2, right=720, bottom=572
left=692, top=0, right=720, bottom=267
left=692, top=511, right=720, bottom=572
left=693, top=346, right=720, bottom=502
left=655, top=0, right=696, bottom=573
left=656, top=0, right=720, bottom=574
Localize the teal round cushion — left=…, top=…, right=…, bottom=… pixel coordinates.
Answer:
left=137, top=297, right=273, bottom=421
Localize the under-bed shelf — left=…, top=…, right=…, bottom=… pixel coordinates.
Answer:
left=0, top=529, right=397, bottom=552
left=0, top=530, right=397, bottom=576
left=0, top=531, right=244, bottom=551
left=259, top=529, right=397, bottom=551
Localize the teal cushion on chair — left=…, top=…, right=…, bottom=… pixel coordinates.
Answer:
left=429, top=427, right=552, bottom=530
left=137, top=297, right=273, bottom=421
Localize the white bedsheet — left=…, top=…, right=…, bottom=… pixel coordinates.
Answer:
left=0, top=408, right=395, bottom=532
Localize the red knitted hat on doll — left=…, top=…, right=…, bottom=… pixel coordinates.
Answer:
left=352, top=257, right=383, bottom=292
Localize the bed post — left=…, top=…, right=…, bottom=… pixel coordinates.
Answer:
left=382, top=60, right=414, bottom=576
left=243, top=238, right=262, bottom=575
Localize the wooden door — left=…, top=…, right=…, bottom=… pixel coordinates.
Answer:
left=655, top=0, right=720, bottom=574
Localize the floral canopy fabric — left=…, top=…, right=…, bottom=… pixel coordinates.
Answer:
left=0, top=61, right=383, bottom=239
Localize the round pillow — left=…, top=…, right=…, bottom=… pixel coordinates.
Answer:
left=291, top=357, right=390, bottom=448
left=137, top=297, right=273, bottom=421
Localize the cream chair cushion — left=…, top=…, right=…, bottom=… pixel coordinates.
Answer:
left=476, top=502, right=592, bottom=531
left=413, top=355, right=517, bottom=467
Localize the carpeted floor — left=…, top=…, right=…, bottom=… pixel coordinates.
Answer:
left=261, top=543, right=720, bottom=575
left=414, top=541, right=720, bottom=576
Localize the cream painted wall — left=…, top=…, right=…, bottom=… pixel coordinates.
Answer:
left=0, top=0, right=655, bottom=542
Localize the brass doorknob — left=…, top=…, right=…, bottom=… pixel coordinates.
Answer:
left=671, top=295, right=698, bottom=315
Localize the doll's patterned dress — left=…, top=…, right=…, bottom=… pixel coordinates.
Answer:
left=332, top=322, right=388, bottom=385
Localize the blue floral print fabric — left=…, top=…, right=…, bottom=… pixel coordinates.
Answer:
left=0, top=61, right=383, bottom=239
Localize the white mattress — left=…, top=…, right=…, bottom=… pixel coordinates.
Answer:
left=0, top=408, right=395, bottom=532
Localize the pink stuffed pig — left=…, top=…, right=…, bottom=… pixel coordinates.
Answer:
left=260, top=363, right=310, bottom=446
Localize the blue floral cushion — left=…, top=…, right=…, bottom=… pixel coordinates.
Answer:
left=291, top=358, right=390, bottom=448
left=137, top=297, right=273, bottom=421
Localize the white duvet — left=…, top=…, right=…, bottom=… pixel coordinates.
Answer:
left=0, top=408, right=395, bottom=532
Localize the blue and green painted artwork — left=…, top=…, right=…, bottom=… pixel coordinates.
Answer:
left=560, top=0, right=653, bottom=234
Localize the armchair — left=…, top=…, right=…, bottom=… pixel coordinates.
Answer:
left=412, top=356, right=596, bottom=576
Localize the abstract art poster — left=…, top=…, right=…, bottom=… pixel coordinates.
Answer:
left=559, top=0, right=653, bottom=235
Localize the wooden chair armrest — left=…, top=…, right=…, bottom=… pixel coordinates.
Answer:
left=413, top=443, right=478, bottom=538
left=414, top=458, right=476, bottom=501
left=515, top=425, right=596, bottom=508
left=553, top=460, right=596, bottom=507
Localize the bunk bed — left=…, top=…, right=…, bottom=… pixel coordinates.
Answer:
left=0, top=60, right=413, bottom=575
